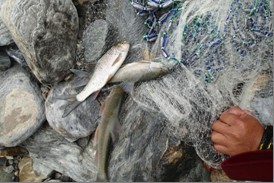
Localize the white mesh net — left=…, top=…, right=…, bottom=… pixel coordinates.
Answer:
left=128, top=0, right=273, bottom=168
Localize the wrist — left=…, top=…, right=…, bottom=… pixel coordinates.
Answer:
left=258, top=125, right=273, bottom=150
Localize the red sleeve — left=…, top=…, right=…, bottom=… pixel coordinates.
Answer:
left=221, top=150, right=273, bottom=182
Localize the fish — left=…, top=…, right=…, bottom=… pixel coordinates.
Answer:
left=95, top=85, right=124, bottom=182
left=109, top=60, right=169, bottom=83
left=60, top=41, right=130, bottom=117
left=71, top=60, right=169, bottom=93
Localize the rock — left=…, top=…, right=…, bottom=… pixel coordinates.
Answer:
left=83, top=19, right=114, bottom=63
left=0, top=0, right=13, bottom=46
left=22, top=124, right=97, bottom=182
left=0, top=65, right=45, bottom=147
left=45, top=80, right=100, bottom=142
left=105, top=0, right=147, bottom=63
left=1, top=0, right=79, bottom=84
left=0, top=19, right=13, bottom=46
left=0, top=147, right=28, bottom=157
left=0, top=166, right=13, bottom=182
left=108, top=97, right=201, bottom=182
left=3, top=165, right=14, bottom=174
left=18, top=157, right=46, bottom=182
left=0, top=49, right=10, bottom=71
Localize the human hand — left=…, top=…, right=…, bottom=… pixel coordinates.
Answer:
left=211, top=106, right=264, bottom=156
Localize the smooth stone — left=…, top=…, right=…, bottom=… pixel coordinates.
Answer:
left=0, top=0, right=13, bottom=46
left=0, top=65, right=45, bottom=147
left=105, top=0, right=147, bottom=63
left=0, top=49, right=10, bottom=71
left=1, top=0, right=79, bottom=84
left=0, top=19, right=13, bottom=46
left=83, top=19, right=114, bottom=63
left=45, top=80, right=100, bottom=142
left=22, top=125, right=97, bottom=182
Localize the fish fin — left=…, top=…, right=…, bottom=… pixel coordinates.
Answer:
left=93, top=126, right=100, bottom=149
left=119, top=82, right=135, bottom=95
left=72, top=77, right=89, bottom=89
left=70, top=69, right=90, bottom=78
left=112, top=53, right=122, bottom=66
left=91, top=90, right=100, bottom=100
left=61, top=101, right=82, bottom=118
left=110, top=118, right=121, bottom=144
left=54, top=94, right=77, bottom=101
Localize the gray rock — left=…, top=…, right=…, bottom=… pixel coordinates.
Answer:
left=105, top=0, right=147, bottom=63
left=0, top=49, right=10, bottom=71
left=0, top=19, right=13, bottom=46
left=83, top=19, right=114, bottom=63
left=45, top=80, right=100, bottom=142
left=22, top=124, right=97, bottom=182
left=1, top=0, right=79, bottom=84
left=0, top=166, right=13, bottom=182
left=108, top=97, right=200, bottom=182
left=0, top=65, right=45, bottom=147
left=0, top=0, right=13, bottom=46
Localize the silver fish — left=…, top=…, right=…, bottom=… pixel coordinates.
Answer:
left=95, top=85, right=124, bottom=182
left=109, top=60, right=169, bottom=83
left=61, top=41, right=129, bottom=117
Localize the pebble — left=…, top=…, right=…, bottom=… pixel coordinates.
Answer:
left=1, top=0, right=79, bottom=84
left=3, top=165, right=14, bottom=174
left=0, top=65, right=45, bottom=147
left=45, top=80, right=100, bottom=142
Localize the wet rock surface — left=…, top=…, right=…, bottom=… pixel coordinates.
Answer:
left=45, top=80, right=100, bottom=142
left=1, top=0, right=79, bottom=84
left=0, top=65, right=45, bottom=147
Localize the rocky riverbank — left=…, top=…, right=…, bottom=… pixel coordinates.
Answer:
left=0, top=0, right=272, bottom=182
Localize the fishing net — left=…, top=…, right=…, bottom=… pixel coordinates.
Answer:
left=76, top=0, right=273, bottom=169
left=127, top=0, right=273, bottom=168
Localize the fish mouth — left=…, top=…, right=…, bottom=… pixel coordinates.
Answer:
left=116, top=41, right=130, bottom=51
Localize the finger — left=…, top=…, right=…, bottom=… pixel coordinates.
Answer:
left=226, top=106, right=246, bottom=116
left=211, top=120, right=230, bottom=134
left=219, top=112, right=241, bottom=126
left=211, top=130, right=227, bottom=144
left=213, top=143, right=229, bottom=155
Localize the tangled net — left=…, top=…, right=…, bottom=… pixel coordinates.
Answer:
left=132, top=0, right=273, bottom=168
